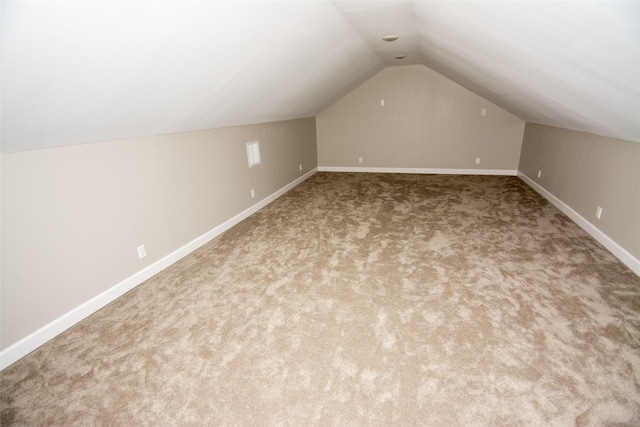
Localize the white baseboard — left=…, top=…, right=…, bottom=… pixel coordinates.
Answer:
left=318, top=166, right=517, bottom=176
left=0, top=168, right=318, bottom=371
left=518, top=171, right=640, bottom=276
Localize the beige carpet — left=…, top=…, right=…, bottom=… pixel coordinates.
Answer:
left=2, top=172, right=639, bottom=426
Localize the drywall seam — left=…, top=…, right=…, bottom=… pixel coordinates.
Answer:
left=318, top=167, right=517, bottom=176
left=518, top=171, right=639, bottom=276
left=0, top=168, right=318, bottom=371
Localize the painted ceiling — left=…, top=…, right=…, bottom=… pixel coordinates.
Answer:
left=2, top=1, right=639, bottom=152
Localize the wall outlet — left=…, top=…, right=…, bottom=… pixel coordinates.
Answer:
left=358, top=157, right=363, bottom=164
left=475, top=158, right=481, bottom=165
left=137, top=245, right=146, bottom=259
left=538, top=170, right=542, bottom=179
left=380, top=99, right=385, bottom=106
left=481, top=108, right=487, bottom=116
left=299, top=164, right=302, bottom=171
left=596, top=206, right=603, bottom=219
left=251, top=189, right=255, bottom=199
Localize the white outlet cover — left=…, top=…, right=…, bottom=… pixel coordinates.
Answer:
left=358, top=157, right=363, bottom=163
left=137, top=245, right=146, bottom=259
left=475, top=158, right=480, bottom=165
left=596, top=206, right=603, bottom=219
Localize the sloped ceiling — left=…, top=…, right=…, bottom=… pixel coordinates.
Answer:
left=1, top=1, right=384, bottom=152
left=2, top=1, right=639, bottom=153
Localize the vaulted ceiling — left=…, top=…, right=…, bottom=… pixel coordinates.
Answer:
left=2, top=1, right=639, bottom=153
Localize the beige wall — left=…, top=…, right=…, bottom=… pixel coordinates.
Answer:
left=519, top=123, right=640, bottom=260
left=1, top=118, right=317, bottom=350
left=317, top=65, right=525, bottom=171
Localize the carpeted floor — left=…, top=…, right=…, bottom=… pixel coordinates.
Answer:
left=1, top=172, right=639, bottom=426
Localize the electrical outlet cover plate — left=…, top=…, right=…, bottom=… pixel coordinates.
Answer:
left=137, top=245, right=146, bottom=259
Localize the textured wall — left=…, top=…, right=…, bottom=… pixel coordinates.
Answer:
left=316, top=65, right=525, bottom=171
left=519, top=123, right=640, bottom=260
left=1, top=118, right=317, bottom=349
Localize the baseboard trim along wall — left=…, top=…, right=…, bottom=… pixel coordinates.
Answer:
left=318, top=167, right=518, bottom=175
left=518, top=171, right=640, bottom=276
left=0, top=168, right=318, bottom=371
left=5, top=166, right=633, bottom=369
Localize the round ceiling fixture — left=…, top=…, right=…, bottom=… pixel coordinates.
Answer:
left=382, top=35, right=400, bottom=42
left=394, top=55, right=407, bottom=60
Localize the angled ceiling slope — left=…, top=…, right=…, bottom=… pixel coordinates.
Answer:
left=2, top=1, right=639, bottom=153
left=1, top=1, right=384, bottom=152
left=338, top=0, right=640, bottom=144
